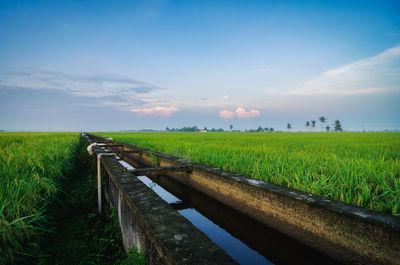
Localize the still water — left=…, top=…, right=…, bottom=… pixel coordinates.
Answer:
left=108, top=143, right=343, bottom=265
left=137, top=175, right=272, bottom=265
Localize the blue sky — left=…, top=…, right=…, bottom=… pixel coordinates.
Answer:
left=1, top=0, right=399, bottom=131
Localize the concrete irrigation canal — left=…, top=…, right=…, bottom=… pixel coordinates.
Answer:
left=84, top=133, right=400, bottom=265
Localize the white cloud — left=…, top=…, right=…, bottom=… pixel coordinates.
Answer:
left=219, top=107, right=260, bottom=119
left=219, top=110, right=235, bottom=119
left=235, top=107, right=260, bottom=118
left=130, top=106, right=179, bottom=117
left=285, top=46, right=400, bottom=96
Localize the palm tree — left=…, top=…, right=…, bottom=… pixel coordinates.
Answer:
left=334, top=120, right=343, bottom=132
left=305, top=121, right=310, bottom=132
left=230, top=124, right=233, bottom=131
left=319, top=116, right=327, bottom=132
left=311, top=120, right=316, bottom=132
left=325, top=125, right=331, bottom=132
left=287, top=123, right=292, bottom=132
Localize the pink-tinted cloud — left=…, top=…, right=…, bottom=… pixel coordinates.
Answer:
left=219, top=110, right=235, bottom=119
left=130, top=106, right=179, bottom=117
left=235, top=107, right=260, bottom=118
left=219, top=107, right=260, bottom=119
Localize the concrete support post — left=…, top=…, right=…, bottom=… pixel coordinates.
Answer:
left=97, top=155, right=102, bottom=213
left=97, top=153, right=116, bottom=213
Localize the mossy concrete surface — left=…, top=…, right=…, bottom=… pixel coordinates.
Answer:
left=86, top=135, right=237, bottom=265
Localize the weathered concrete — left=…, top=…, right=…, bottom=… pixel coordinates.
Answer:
left=87, top=133, right=400, bottom=265
left=128, top=165, right=193, bottom=177
left=85, top=134, right=237, bottom=265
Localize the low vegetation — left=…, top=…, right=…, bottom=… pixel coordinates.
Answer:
left=0, top=132, right=79, bottom=263
left=99, top=132, right=400, bottom=215
left=0, top=133, right=133, bottom=264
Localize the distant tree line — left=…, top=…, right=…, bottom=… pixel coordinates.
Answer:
left=244, top=126, right=275, bottom=133
left=165, top=118, right=343, bottom=133
left=166, top=126, right=226, bottom=132
left=165, top=125, right=276, bottom=133
left=166, top=126, right=200, bottom=132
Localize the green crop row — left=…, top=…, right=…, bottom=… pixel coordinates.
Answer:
left=0, top=132, right=79, bottom=263
left=98, top=132, right=400, bottom=215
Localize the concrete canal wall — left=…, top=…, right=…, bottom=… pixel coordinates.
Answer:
left=86, top=133, right=400, bottom=265
left=85, top=134, right=237, bottom=265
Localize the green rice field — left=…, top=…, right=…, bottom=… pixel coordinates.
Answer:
left=0, top=132, right=79, bottom=262
left=99, top=132, right=400, bottom=216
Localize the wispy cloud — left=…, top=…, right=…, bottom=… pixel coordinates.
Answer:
left=2, top=70, right=163, bottom=97
left=252, top=66, right=274, bottom=73
left=0, top=69, right=166, bottom=109
left=130, top=106, right=179, bottom=117
left=219, top=107, right=260, bottom=119
left=285, top=45, right=400, bottom=96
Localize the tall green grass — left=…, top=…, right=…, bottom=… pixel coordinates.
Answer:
left=99, top=132, right=400, bottom=215
left=0, top=132, right=79, bottom=263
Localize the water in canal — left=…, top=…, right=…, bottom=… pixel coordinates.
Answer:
left=138, top=175, right=272, bottom=265
left=117, top=158, right=340, bottom=265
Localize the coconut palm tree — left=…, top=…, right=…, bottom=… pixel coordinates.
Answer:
left=305, top=121, right=310, bottom=132
left=311, top=120, right=316, bottom=132
left=319, top=116, right=327, bottom=132
left=325, top=125, right=331, bottom=132
left=334, top=120, right=343, bottom=132
left=287, top=123, right=292, bottom=132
